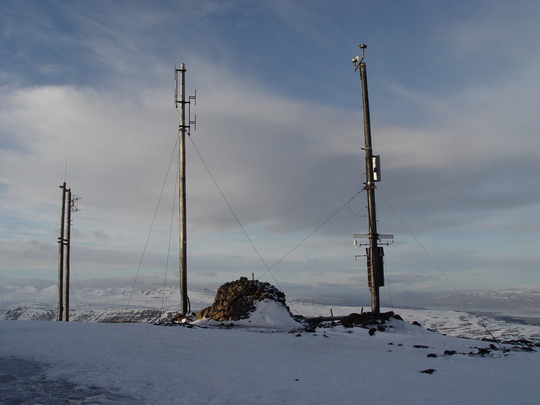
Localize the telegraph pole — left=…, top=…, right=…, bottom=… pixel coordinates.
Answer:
left=57, top=183, right=79, bottom=321
left=175, top=64, right=196, bottom=315
left=64, top=188, right=72, bottom=321
left=352, top=45, right=392, bottom=315
left=57, top=183, right=67, bottom=321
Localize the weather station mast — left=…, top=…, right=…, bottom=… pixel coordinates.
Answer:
left=352, top=45, right=393, bottom=315
left=174, top=63, right=196, bottom=315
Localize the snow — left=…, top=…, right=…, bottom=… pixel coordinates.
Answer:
left=290, top=300, right=540, bottom=343
left=193, top=299, right=303, bottom=330
left=2, top=298, right=540, bottom=404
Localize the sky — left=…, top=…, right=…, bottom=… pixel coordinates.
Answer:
left=1, top=0, right=540, bottom=303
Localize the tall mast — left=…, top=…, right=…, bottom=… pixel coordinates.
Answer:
left=175, top=64, right=196, bottom=315
left=352, top=45, right=392, bottom=315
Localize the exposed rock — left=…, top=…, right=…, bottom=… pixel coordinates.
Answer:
left=339, top=311, right=397, bottom=328
left=444, top=350, right=457, bottom=356
left=194, top=277, right=292, bottom=322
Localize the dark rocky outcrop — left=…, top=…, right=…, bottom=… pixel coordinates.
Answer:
left=194, top=277, right=293, bottom=322
left=339, top=311, right=397, bottom=328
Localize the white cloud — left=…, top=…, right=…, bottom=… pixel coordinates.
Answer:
left=2, top=0, right=540, bottom=293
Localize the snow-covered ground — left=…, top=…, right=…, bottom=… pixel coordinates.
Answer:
left=294, top=301, right=540, bottom=343
left=1, top=285, right=540, bottom=404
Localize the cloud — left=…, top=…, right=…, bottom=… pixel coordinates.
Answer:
left=0, top=240, right=56, bottom=270
left=386, top=271, right=441, bottom=287
left=0, top=85, right=175, bottom=228
left=0, top=61, right=368, bottom=240
left=2, top=0, right=540, bottom=293
left=2, top=51, right=540, bottom=291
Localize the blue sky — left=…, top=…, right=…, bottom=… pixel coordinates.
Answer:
left=1, top=0, right=540, bottom=302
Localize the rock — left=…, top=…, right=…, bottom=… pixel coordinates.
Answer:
left=195, top=277, right=292, bottom=322
left=339, top=311, right=396, bottom=328
left=444, top=350, right=457, bottom=356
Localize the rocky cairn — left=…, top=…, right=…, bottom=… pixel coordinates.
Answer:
left=195, top=277, right=292, bottom=322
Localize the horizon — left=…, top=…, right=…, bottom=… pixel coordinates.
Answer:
left=2, top=275, right=539, bottom=325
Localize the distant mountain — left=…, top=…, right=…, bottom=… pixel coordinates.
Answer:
left=0, top=283, right=215, bottom=323
left=2, top=282, right=540, bottom=343
left=387, top=289, right=540, bottom=323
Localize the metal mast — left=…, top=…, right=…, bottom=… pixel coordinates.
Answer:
left=352, top=45, right=392, bottom=315
left=175, top=63, right=196, bottom=315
